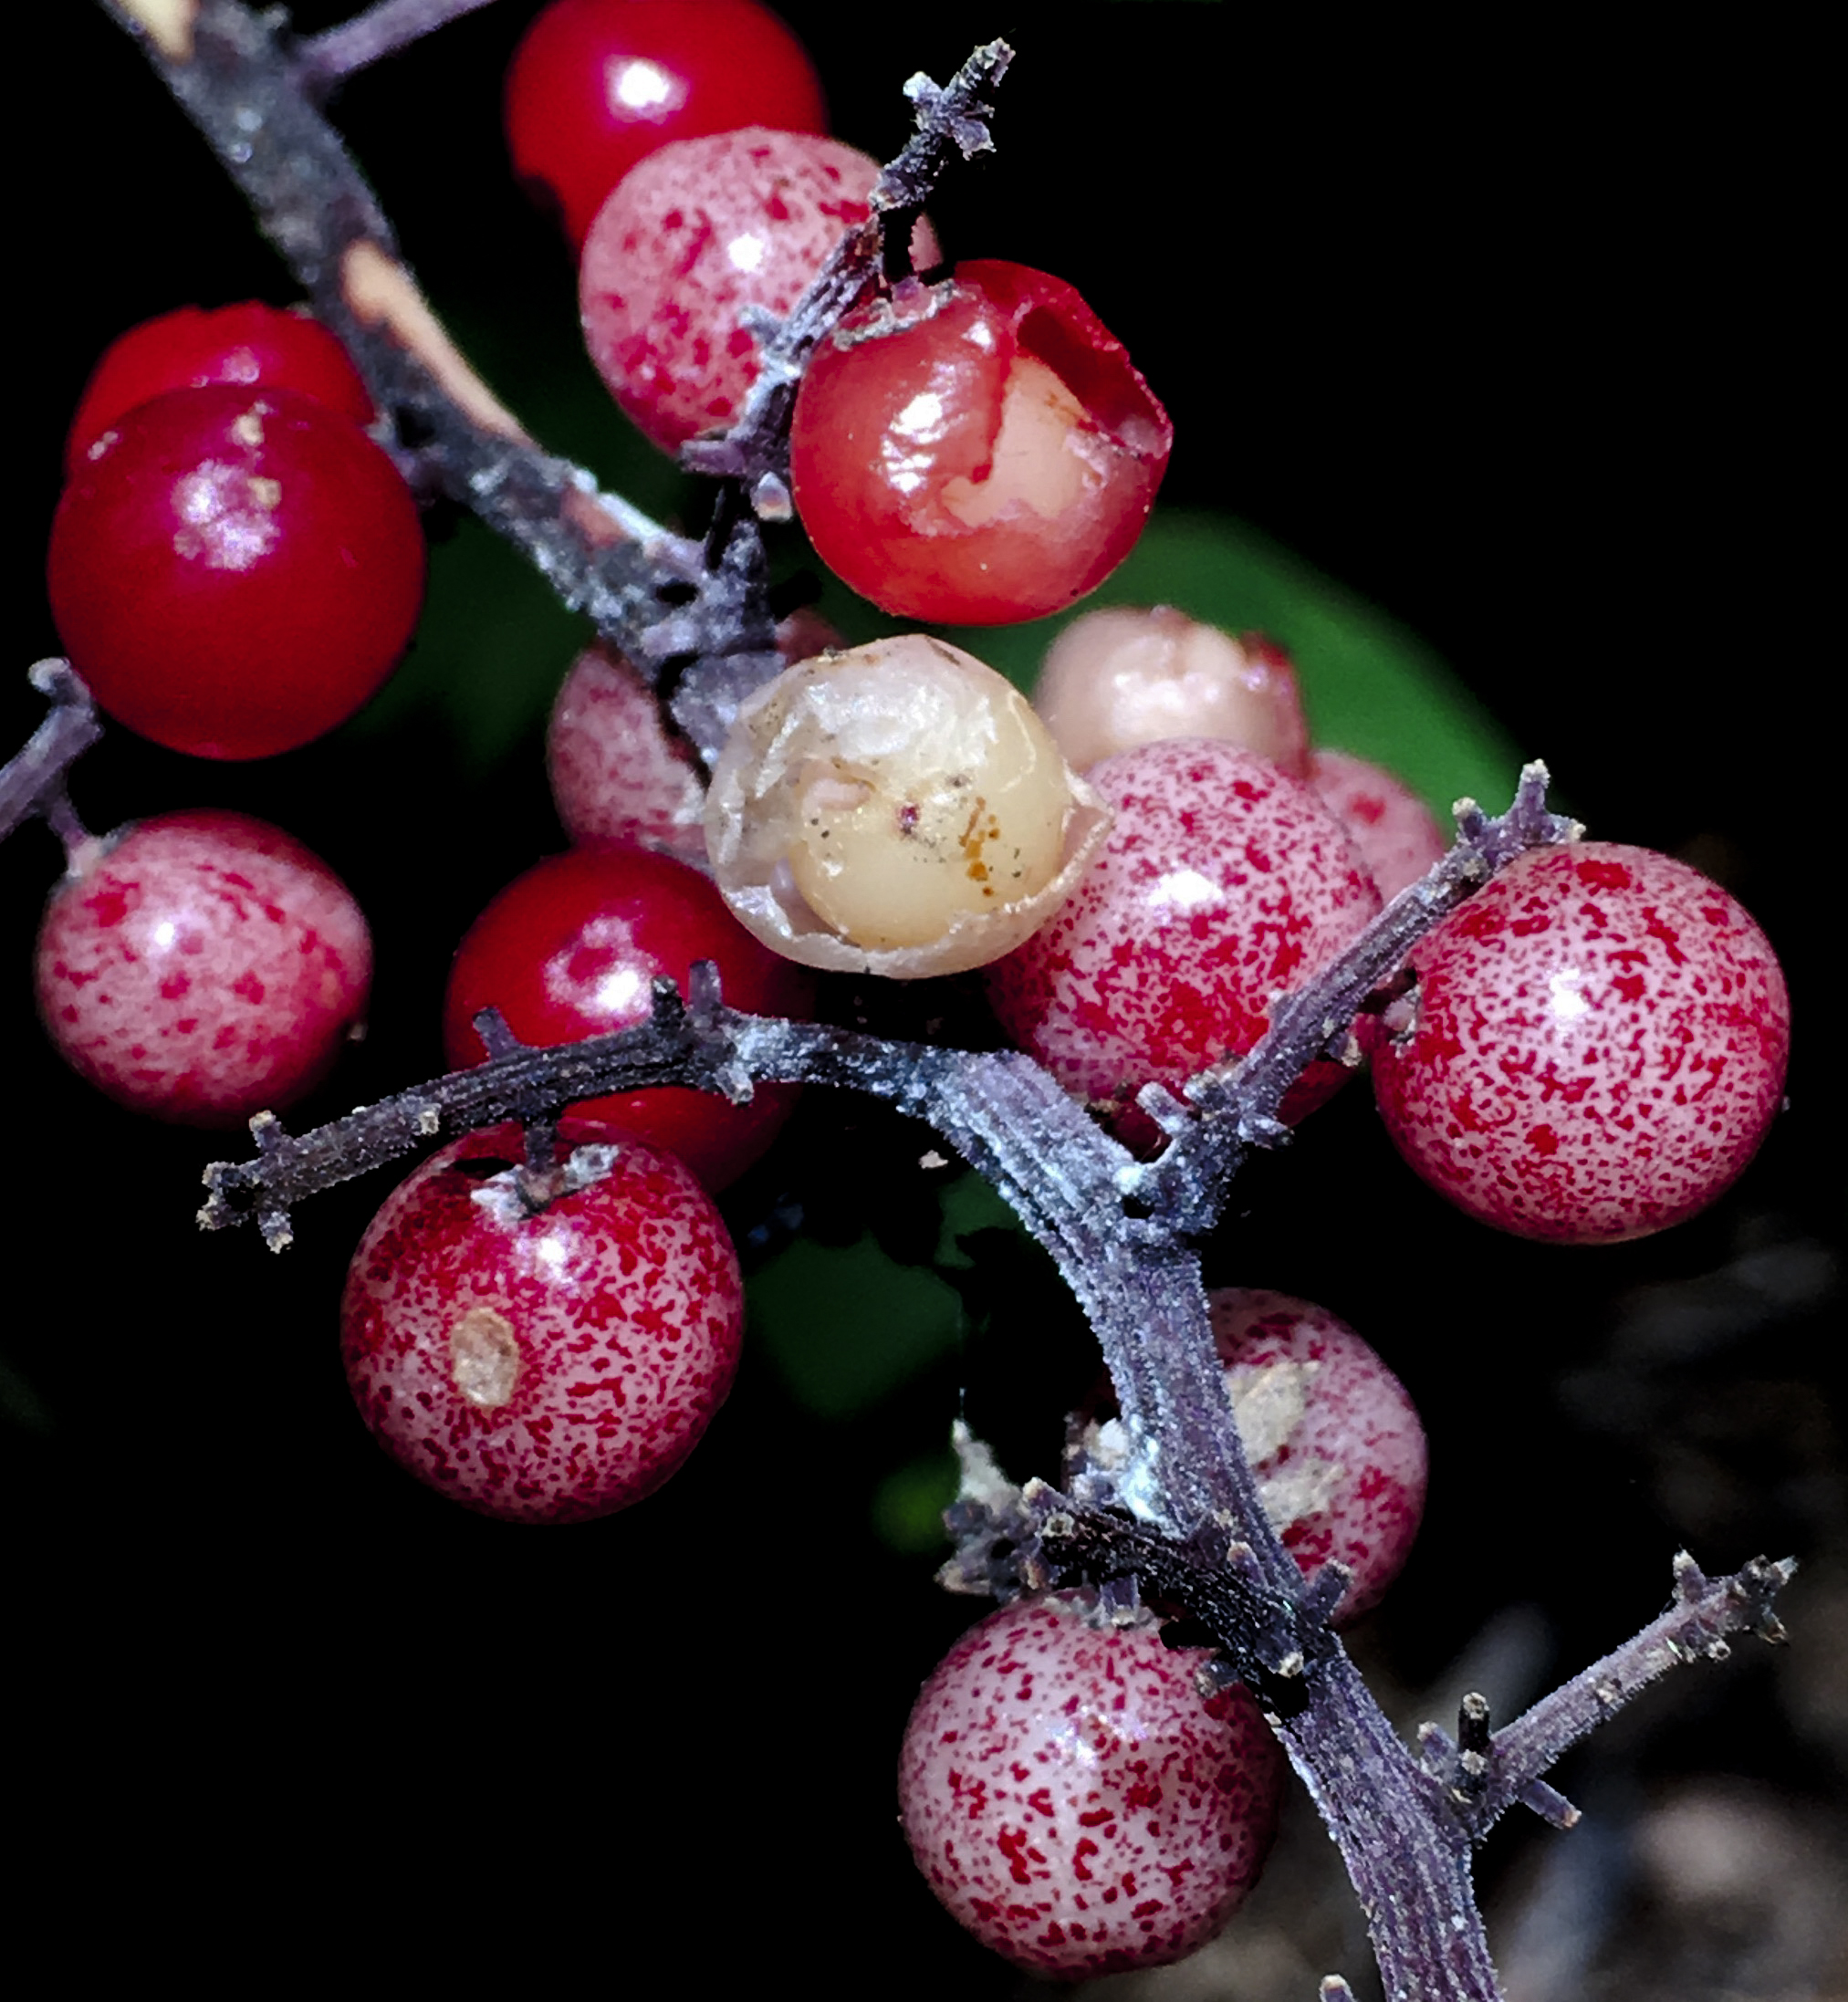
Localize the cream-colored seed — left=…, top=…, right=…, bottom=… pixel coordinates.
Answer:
left=705, top=636, right=1108, bottom=975
left=939, top=356, right=1100, bottom=527
left=1034, top=606, right=1311, bottom=776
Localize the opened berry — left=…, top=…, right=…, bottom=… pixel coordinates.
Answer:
left=340, top=1121, right=744, bottom=1523
left=790, top=262, right=1171, bottom=623
left=35, top=808, right=371, bottom=1127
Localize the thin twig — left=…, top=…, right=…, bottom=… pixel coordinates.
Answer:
left=294, top=0, right=501, bottom=91
left=0, top=662, right=103, bottom=847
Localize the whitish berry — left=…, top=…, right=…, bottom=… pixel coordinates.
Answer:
left=705, top=635, right=1111, bottom=977
left=1034, top=609, right=1310, bottom=777
left=899, top=1590, right=1283, bottom=1976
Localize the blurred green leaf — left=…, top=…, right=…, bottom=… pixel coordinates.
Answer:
left=748, top=1231, right=965, bottom=1418
left=871, top=1452, right=960, bottom=1554
left=0, top=1352, right=51, bottom=1434
left=934, top=1171, right=1024, bottom=1269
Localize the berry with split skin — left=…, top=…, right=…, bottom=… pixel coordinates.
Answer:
left=789, top=261, right=1172, bottom=624
left=703, top=634, right=1111, bottom=978
left=63, top=301, right=374, bottom=481
left=35, top=808, right=371, bottom=1127
left=506, top=0, right=827, bottom=251
left=579, top=125, right=937, bottom=454
left=1372, top=841, right=1791, bottom=1243
left=898, top=1590, right=1283, bottom=1976
left=1033, top=609, right=1311, bottom=778
left=442, top=843, right=815, bottom=1191
left=47, top=384, right=424, bottom=760
left=340, top=1121, right=745, bottom=1524
left=986, top=737, right=1380, bottom=1145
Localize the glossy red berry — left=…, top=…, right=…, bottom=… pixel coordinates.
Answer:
left=898, top=1590, right=1283, bottom=1976
left=47, top=385, right=424, bottom=760
left=1207, top=1288, right=1426, bottom=1621
left=1307, top=748, right=1448, bottom=901
left=506, top=0, right=826, bottom=250
left=340, top=1121, right=745, bottom=1523
left=64, top=302, right=374, bottom=480
left=986, top=738, right=1380, bottom=1144
left=580, top=126, right=937, bottom=454
left=35, top=808, right=371, bottom=1127
left=1372, top=842, right=1791, bottom=1243
left=790, top=262, right=1172, bottom=624
left=442, top=844, right=815, bottom=1190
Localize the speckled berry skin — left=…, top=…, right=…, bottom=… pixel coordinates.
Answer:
left=899, top=1591, right=1283, bottom=1976
left=548, top=642, right=708, bottom=865
left=1308, top=749, right=1448, bottom=902
left=579, top=127, right=936, bottom=454
left=443, top=844, right=815, bottom=1190
left=986, top=739, right=1381, bottom=1142
left=1208, top=1288, right=1426, bottom=1622
left=35, top=808, right=371, bottom=1127
left=342, top=1122, right=743, bottom=1523
left=1373, top=842, right=1791, bottom=1243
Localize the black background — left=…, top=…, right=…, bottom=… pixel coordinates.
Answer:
left=9, top=6, right=1835, bottom=1994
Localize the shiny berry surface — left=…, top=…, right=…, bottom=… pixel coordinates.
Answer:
left=579, top=126, right=934, bottom=454
left=987, top=739, right=1380, bottom=1141
left=898, top=1591, right=1283, bottom=1976
left=506, top=0, right=826, bottom=250
left=1208, top=1288, right=1426, bottom=1621
left=64, top=302, right=374, bottom=480
left=47, top=385, right=424, bottom=760
left=1034, top=610, right=1310, bottom=777
left=340, top=1122, right=744, bottom=1524
left=35, top=808, right=371, bottom=1127
left=790, top=261, right=1172, bottom=624
left=443, top=844, right=815, bottom=1189
left=1373, top=842, right=1791, bottom=1242
left=1308, top=748, right=1448, bottom=900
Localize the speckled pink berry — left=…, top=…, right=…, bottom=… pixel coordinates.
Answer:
left=1308, top=748, right=1448, bottom=902
left=1208, top=1288, right=1426, bottom=1621
left=1373, top=842, right=1791, bottom=1243
left=899, top=1591, right=1283, bottom=1976
left=579, top=126, right=939, bottom=454
left=340, top=1121, right=744, bottom=1523
left=985, top=739, right=1381, bottom=1142
left=35, top=808, right=371, bottom=1127
left=548, top=642, right=708, bottom=865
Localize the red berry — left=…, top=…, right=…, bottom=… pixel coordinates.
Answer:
left=898, top=1591, right=1283, bottom=1976
left=442, top=844, right=815, bottom=1190
left=47, top=385, right=424, bottom=760
left=340, top=1121, right=744, bottom=1523
left=579, top=126, right=938, bottom=454
left=548, top=642, right=708, bottom=866
left=1307, top=748, right=1448, bottom=901
left=1373, top=842, right=1791, bottom=1243
left=789, top=262, right=1172, bottom=624
left=1207, top=1288, right=1426, bottom=1621
left=986, top=739, right=1380, bottom=1144
left=35, top=808, right=371, bottom=1127
left=64, top=302, right=375, bottom=481
left=505, top=0, right=826, bottom=251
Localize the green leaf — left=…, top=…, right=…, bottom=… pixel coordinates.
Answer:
left=870, top=1453, right=960, bottom=1554
left=748, top=1232, right=965, bottom=1418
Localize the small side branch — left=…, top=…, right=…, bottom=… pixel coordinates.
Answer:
left=1424, top=1551, right=1798, bottom=1841
left=0, top=662, right=103, bottom=848
left=293, top=0, right=500, bottom=91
